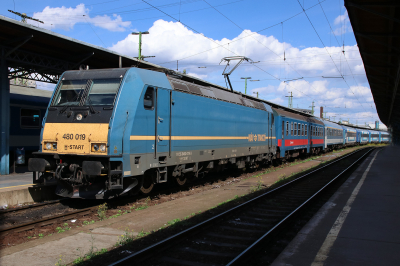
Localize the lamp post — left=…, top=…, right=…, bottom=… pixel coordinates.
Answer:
left=253, top=91, right=259, bottom=98
left=131, top=31, right=149, bottom=60
left=241, top=77, right=251, bottom=94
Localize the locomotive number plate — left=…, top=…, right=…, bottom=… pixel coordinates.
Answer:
left=62, top=133, right=86, bottom=140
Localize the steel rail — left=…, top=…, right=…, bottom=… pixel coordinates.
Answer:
left=226, top=147, right=374, bottom=266
left=109, top=147, right=373, bottom=266
left=0, top=199, right=63, bottom=214
left=0, top=206, right=95, bottom=237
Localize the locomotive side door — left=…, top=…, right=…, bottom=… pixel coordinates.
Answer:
left=308, top=123, right=312, bottom=151
left=154, top=88, right=171, bottom=158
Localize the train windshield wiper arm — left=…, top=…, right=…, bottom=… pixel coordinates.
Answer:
left=86, top=96, right=98, bottom=114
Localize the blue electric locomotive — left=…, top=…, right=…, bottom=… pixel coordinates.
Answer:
left=28, top=68, right=277, bottom=198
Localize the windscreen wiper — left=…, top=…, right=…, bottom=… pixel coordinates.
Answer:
left=60, top=90, right=82, bottom=113
left=86, top=96, right=98, bottom=114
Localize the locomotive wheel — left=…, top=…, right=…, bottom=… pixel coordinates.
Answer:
left=175, top=175, right=187, bottom=186
left=140, top=177, right=154, bottom=194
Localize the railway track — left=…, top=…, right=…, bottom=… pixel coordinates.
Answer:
left=109, top=147, right=375, bottom=266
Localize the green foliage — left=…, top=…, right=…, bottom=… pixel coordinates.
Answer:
left=83, top=220, right=95, bottom=226
left=167, top=219, right=181, bottom=226
left=55, top=255, right=66, bottom=266
left=116, top=229, right=136, bottom=246
left=56, top=223, right=70, bottom=233
left=97, top=203, right=108, bottom=220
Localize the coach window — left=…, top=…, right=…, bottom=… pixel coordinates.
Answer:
left=305, top=125, right=308, bottom=136
left=291, top=122, right=293, bottom=135
left=20, top=108, right=40, bottom=128
left=294, top=123, right=297, bottom=136
left=302, top=124, right=305, bottom=136
left=143, top=87, right=154, bottom=110
left=298, top=123, right=301, bottom=136
left=286, top=122, right=289, bottom=136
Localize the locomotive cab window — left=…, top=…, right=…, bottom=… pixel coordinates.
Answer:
left=144, top=87, right=155, bottom=110
left=86, top=78, right=121, bottom=105
left=20, top=108, right=40, bottom=128
left=52, top=78, right=122, bottom=106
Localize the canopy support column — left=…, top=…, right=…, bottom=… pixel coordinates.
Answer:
left=0, top=49, right=10, bottom=175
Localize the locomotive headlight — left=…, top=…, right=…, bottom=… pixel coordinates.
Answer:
left=91, top=143, right=107, bottom=153
left=44, top=142, right=57, bottom=150
left=99, top=144, right=106, bottom=152
left=93, top=144, right=99, bottom=151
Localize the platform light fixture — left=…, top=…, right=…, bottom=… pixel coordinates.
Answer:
left=132, top=31, right=149, bottom=60
left=241, top=77, right=251, bottom=94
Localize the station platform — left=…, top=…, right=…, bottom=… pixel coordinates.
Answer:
left=0, top=172, right=58, bottom=207
left=272, top=145, right=400, bottom=266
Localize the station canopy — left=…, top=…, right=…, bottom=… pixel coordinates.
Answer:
left=0, top=15, right=314, bottom=116
left=345, top=0, right=400, bottom=142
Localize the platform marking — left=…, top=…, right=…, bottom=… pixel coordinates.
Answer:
left=311, top=149, right=380, bottom=266
left=0, top=183, right=34, bottom=190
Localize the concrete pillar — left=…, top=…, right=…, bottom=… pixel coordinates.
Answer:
left=0, top=50, right=10, bottom=175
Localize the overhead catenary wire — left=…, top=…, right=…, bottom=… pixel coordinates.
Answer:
left=318, top=1, right=371, bottom=109
left=201, top=0, right=331, bottom=108
left=142, top=0, right=316, bottom=101
left=296, top=0, right=367, bottom=113
left=157, top=0, right=329, bottom=65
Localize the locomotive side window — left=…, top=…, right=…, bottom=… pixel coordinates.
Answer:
left=144, top=87, right=154, bottom=110
left=286, top=122, right=289, bottom=136
left=20, top=108, right=40, bottom=128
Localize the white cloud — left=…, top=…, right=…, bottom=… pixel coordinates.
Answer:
left=251, top=85, right=276, bottom=95
left=32, top=4, right=131, bottom=32
left=107, top=19, right=378, bottom=126
left=333, top=11, right=352, bottom=35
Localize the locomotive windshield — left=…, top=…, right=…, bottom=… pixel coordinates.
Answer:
left=52, top=78, right=121, bottom=106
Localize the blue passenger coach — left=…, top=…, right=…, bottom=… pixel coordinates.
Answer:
left=370, top=130, right=379, bottom=143
left=323, top=120, right=344, bottom=150
left=341, top=125, right=357, bottom=146
left=272, top=108, right=324, bottom=159
left=381, top=131, right=390, bottom=143
left=360, top=130, right=370, bottom=144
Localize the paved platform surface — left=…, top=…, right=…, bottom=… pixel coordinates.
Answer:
left=272, top=145, right=400, bottom=266
left=0, top=172, right=33, bottom=190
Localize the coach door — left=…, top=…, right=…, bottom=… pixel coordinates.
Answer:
left=154, top=88, right=171, bottom=160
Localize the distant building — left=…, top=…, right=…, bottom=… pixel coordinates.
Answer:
left=10, top=78, right=37, bottom=88
left=294, top=108, right=313, bottom=115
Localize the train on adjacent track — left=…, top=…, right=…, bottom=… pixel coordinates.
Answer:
left=27, top=67, right=390, bottom=199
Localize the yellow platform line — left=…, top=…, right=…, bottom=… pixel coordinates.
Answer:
left=0, top=184, right=34, bottom=190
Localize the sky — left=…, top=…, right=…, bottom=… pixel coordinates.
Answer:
left=1, top=0, right=385, bottom=129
